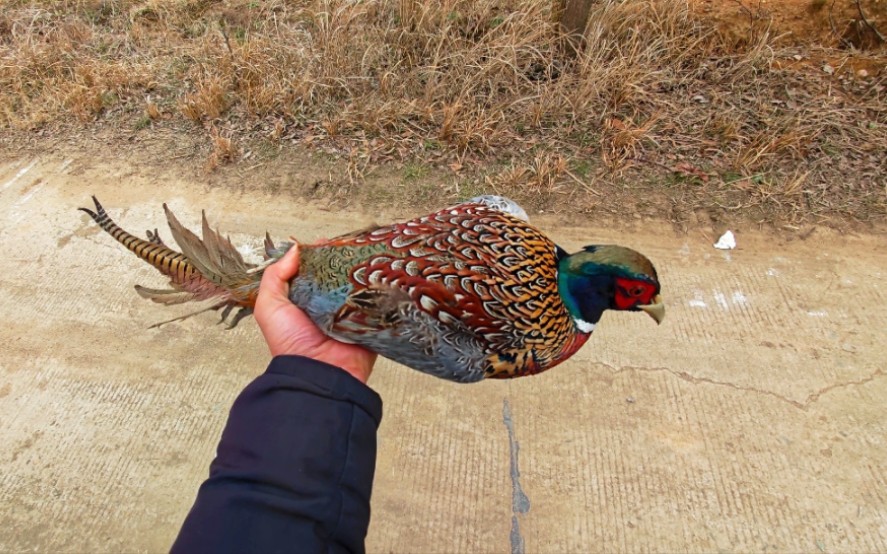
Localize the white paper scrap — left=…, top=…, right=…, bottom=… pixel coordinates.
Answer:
left=714, top=230, right=736, bottom=250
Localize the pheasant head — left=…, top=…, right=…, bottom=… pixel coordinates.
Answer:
left=557, top=245, right=664, bottom=333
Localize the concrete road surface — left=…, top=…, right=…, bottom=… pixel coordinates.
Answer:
left=1, top=154, right=885, bottom=553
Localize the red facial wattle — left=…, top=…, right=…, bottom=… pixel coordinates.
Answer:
left=613, top=277, right=657, bottom=310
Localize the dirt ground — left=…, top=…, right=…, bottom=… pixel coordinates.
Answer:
left=695, top=0, right=887, bottom=50
left=0, top=151, right=885, bottom=553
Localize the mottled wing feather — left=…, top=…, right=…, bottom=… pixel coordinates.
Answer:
left=328, top=283, right=492, bottom=383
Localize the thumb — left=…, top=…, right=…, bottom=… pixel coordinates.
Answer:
left=273, top=242, right=300, bottom=281
left=256, top=244, right=299, bottom=310
left=259, top=243, right=300, bottom=296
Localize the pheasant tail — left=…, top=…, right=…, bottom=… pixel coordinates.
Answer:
left=161, top=204, right=257, bottom=296
left=79, top=196, right=264, bottom=326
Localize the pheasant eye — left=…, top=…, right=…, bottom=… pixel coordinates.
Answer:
left=629, top=286, right=645, bottom=297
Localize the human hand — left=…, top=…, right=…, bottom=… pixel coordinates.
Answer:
left=254, top=243, right=377, bottom=384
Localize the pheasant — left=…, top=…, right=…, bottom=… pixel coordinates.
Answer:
left=79, top=195, right=663, bottom=383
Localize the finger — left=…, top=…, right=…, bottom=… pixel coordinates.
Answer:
left=274, top=243, right=301, bottom=280
left=259, top=244, right=300, bottom=299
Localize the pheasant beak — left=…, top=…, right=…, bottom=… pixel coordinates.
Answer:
left=639, top=295, right=665, bottom=324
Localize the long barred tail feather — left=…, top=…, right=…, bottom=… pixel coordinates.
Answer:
left=78, top=197, right=194, bottom=283
left=79, top=196, right=264, bottom=328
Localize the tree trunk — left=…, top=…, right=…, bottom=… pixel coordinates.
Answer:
left=553, top=0, right=594, bottom=58
left=557, top=0, right=594, bottom=41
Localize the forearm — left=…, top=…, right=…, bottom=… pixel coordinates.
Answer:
left=171, top=356, right=383, bottom=554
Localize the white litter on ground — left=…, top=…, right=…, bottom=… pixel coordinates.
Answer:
left=714, top=230, right=736, bottom=250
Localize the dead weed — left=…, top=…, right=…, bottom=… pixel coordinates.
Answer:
left=0, top=0, right=885, bottom=223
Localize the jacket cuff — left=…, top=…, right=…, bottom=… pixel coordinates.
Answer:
left=266, top=355, right=383, bottom=426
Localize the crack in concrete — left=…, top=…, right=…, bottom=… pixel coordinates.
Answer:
left=601, top=363, right=886, bottom=410
left=503, top=398, right=529, bottom=554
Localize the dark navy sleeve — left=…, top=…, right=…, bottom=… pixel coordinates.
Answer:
left=171, top=355, right=383, bottom=554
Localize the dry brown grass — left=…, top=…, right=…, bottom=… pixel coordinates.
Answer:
left=204, top=125, right=239, bottom=172
left=0, top=0, right=885, bottom=223
left=486, top=152, right=568, bottom=196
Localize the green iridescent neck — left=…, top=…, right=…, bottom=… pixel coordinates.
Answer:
left=557, top=254, right=610, bottom=332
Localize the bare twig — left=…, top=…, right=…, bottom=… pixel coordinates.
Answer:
left=854, top=0, right=886, bottom=43
left=828, top=0, right=855, bottom=48
left=564, top=168, right=602, bottom=196
left=730, top=0, right=757, bottom=39
left=218, top=21, right=238, bottom=88
left=729, top=0, right=754, bottom=20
